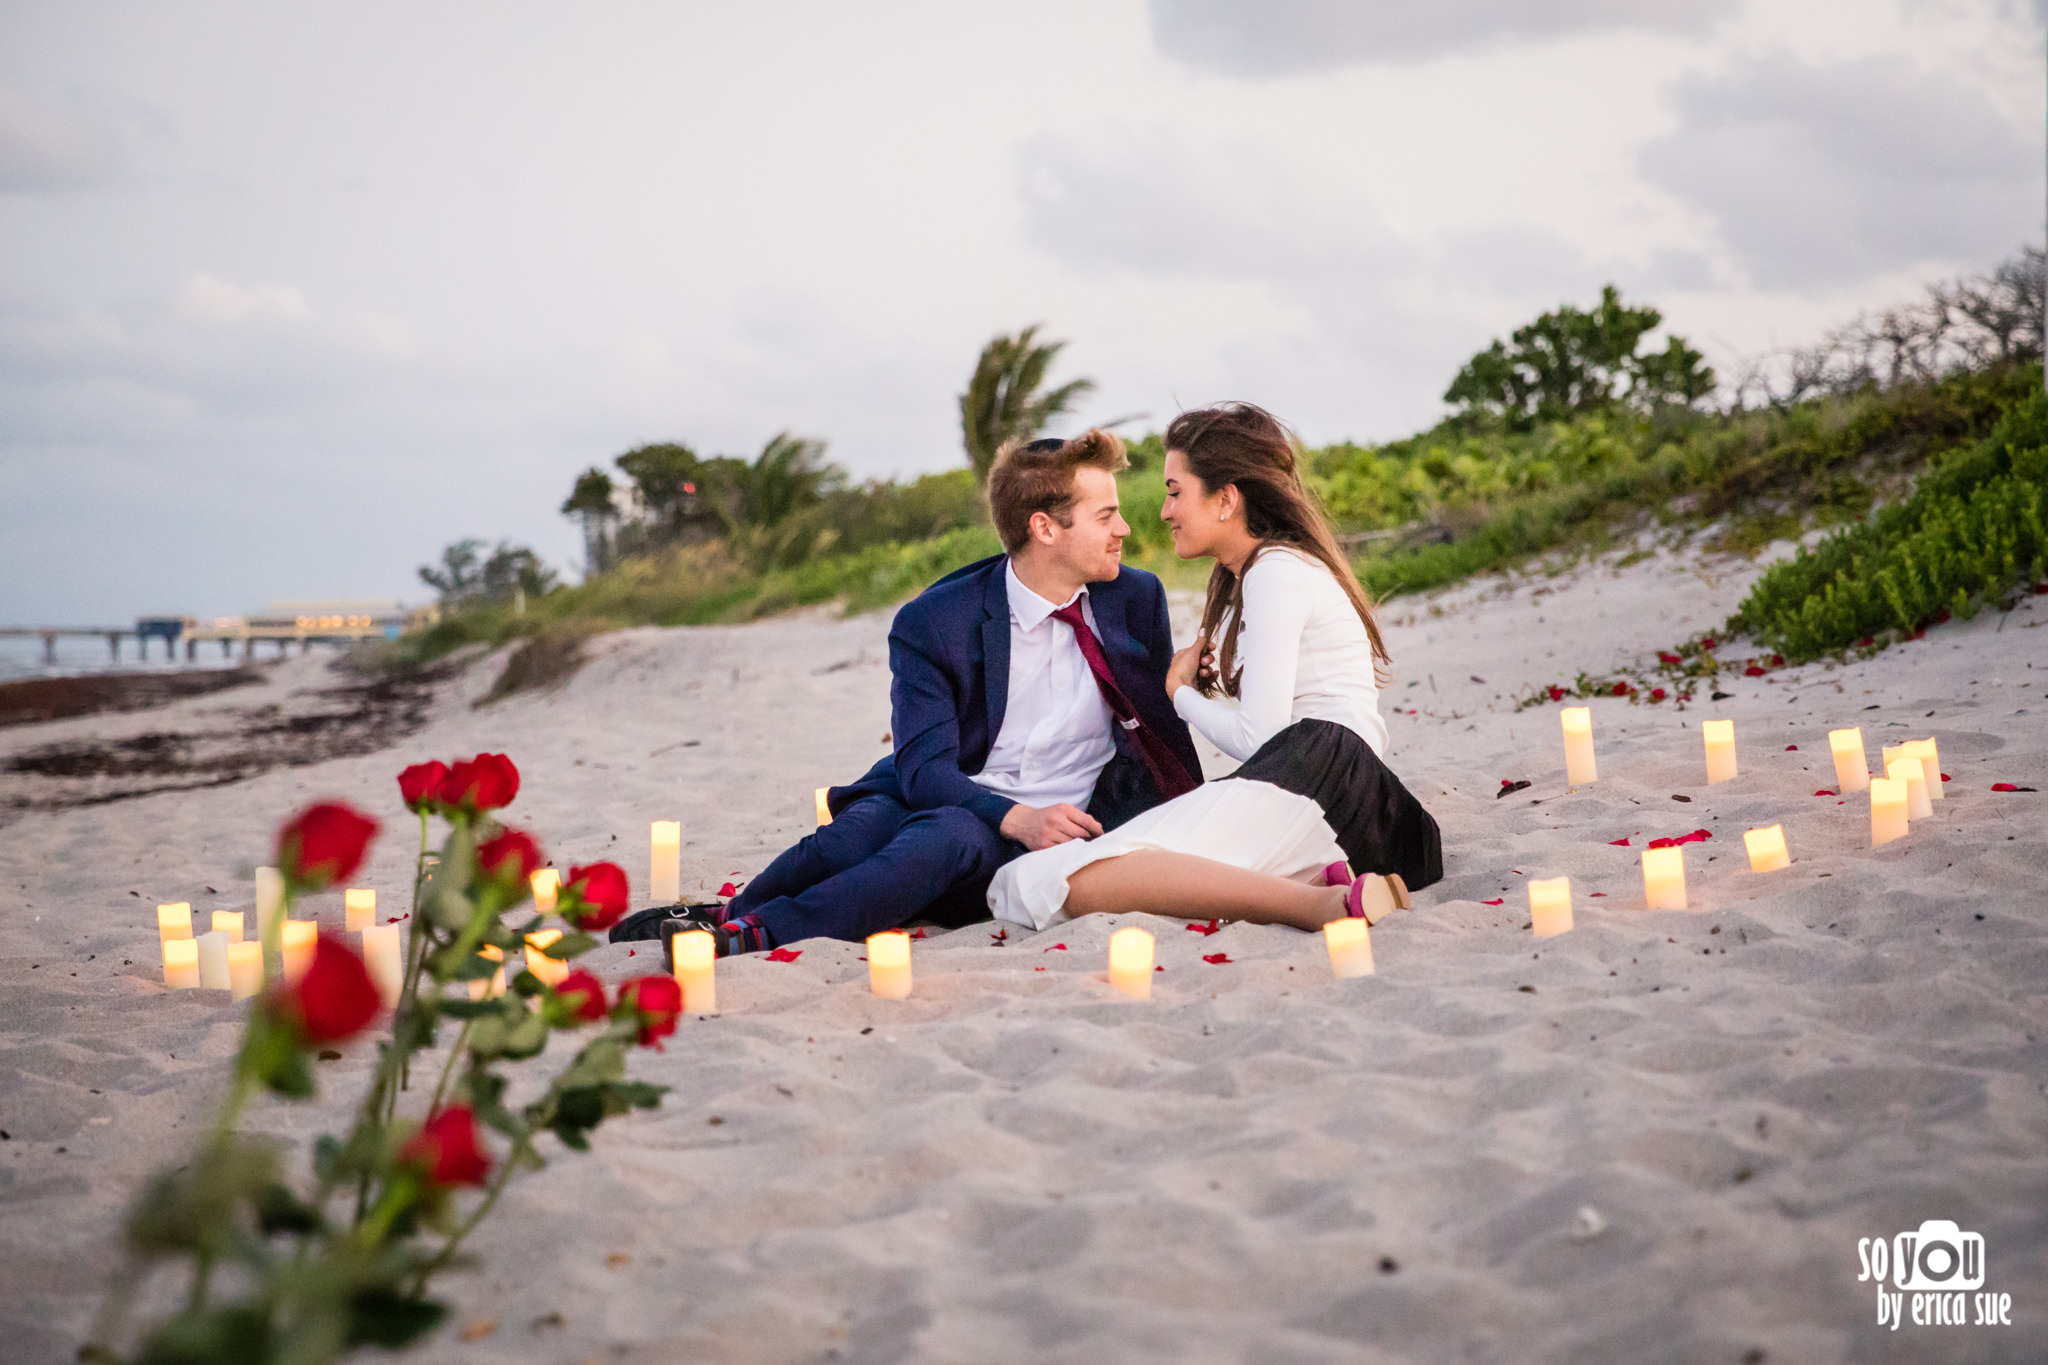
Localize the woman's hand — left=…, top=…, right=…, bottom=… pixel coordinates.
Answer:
left=1167, top=642, right=1212, bottom=695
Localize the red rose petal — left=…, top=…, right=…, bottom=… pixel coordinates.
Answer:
left=717, top=882, right=738, bottom=898
left=1186, top=918, right=1222, bottom=936
left=1815, top=789, right=1835, bottom=797
left=764, top=947, right=803, bottom=962
left=1044, top=943, right=1067, bottom=952
left=990, top=928, right=1008, bottom=943
left=1744, top=665, right=1767, bottom=677
left=1202, top=953, right=1232, bottom=965
left=1940, top=773, right=1950, bottom=783
left=1785, top=745, right=1798, bottom=751
left=1154, top=965, right=1163, bottom=972
left=1483, top=898, right=1504, bottom=906
left=1589, top=892, right=1607, bottom=898
left=1609, top=837, right=1631, bottom=847
left=911, top=927, right=929, bottom=939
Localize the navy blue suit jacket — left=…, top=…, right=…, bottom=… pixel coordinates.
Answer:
left=832, top=554, right=1201, bottom=833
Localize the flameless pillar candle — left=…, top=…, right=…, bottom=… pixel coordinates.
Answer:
left=157, top=902, right=193, bottom=946
left=344, top=889, right=376, bottom=932
left=212, top=910, right=244, bottom=943
left=255, top=865, right=284, bottom=943
left=671, top=929, right=718, bottom=1011
left=1323, top=917, right=1375, bottom=978
left=1870, top=776, right=1908, bottom=847
left=467, top=944, right=506, bottom=1001
left=280, top=921, right=317, bottom=983
left=530, top=868, right=560, bottom=915
left=227, top=940, right=264, bottom=1001
left=163, top=938, right=200, bottom=989
left=195, top=930, right=232, bottom=990
left=1703, top=719, right=1738, bottom=784
left=1107, top=927, right=1155, bottom=999
left=360, top=924, right=403, bottom=1007
left=1902, top=739, right=1943, bottom=800
left=867, top=930, right=912, bottom=999
left=1888, top=756, right=1932, bottom=820
left=650, top=821, right=681, bottom=903
left=525, top=930, right=569, bottom=987
left=816, top=787, right=833, bottom=826
left=1642, top=847, right=1688, bottom=910
left=1528, top=876, right=1573, bottom=937
left=1828, top=728, right=1870, bottom=794
left=1743, top=824, right=1790, bottom=873
left=1560, top=708, right=1596, bottom=786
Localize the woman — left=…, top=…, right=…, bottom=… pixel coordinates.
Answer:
left=988, top=402, right=1442, bottom=934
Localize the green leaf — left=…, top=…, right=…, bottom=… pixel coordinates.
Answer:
left=501, top=1010, right=550, bottom=1060
left=135, top=1307, right=273, bottom=1365
left=344, top=1290, right=449, bottom=1349
left=254, top=1182, right=325, bottom=1237
left=542, top=931, right=599, bottom=960
left=437, top=998, right=503, bottom=1020
left=312, top=1134, right=345, bottom=1185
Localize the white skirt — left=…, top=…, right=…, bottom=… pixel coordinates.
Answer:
left=987, top=778, right=1347, bottom=932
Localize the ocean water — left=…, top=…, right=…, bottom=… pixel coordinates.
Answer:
left=0, top=635, right=308, bottom=684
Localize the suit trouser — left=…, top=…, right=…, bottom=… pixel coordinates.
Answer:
left=727, top=795, right=1019, bottom=946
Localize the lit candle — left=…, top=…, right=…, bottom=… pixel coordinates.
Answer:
left=1869, top=776, right=1908, bottom=847
left=867, top=929, right=912, bottom=999
left=668, top=928, right=717, bottom=1011
left=360, top=924, right=403, bottom=1007
left=195, top=929, right=232, bottom=990
left=211, top=910, right=245, bottom=944
left=280, top=920, right=318, bottom=983
left=1642, top=847, right=1687, bottom=910
left=1702, top=719, right=1737, bottom=784
left=1902, top=738, right=1942, bottom=800
left=254, top=865, right=284, bottom=943
left=163, top=937, right=200, bottom=989
left=157, top=902, right=193, bottom=946
left=1743, top=824, right=1789, bottom=873
left=530, top=867, right=560, bottom=915
left=1528, top=876, right=1573, bottom=937
left=1107, top=926, right=1155, bottom=999
left=344, top=888, right=376, bottom=932
left=227, top=940, right=264, bottom=1001
left=1560, top=707, right=1596, bottom=786
left=525, top=929, right=569, bottom=987
left=1888, top=756, right=1932, bottom=820
left=1323, top=916, right=1375, bottom=978
left=816, top=787, right=834, bottom=826
left=650, top=821, right=681, bottom=903
left=1828, top=727, right=1870, bottom=794
left=468, top=944, right=507, bottom=1000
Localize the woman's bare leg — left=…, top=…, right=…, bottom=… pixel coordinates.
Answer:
left=1063, top=850, right=1350, bottom=931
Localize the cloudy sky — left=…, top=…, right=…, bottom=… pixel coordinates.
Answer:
left=1, top=0, right=2040, bottom=623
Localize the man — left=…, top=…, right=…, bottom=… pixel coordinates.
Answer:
left=630, top=429, right=1202, bottom=957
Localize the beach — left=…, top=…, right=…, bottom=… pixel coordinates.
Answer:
left=3, top=543, right=2044, bottom=1364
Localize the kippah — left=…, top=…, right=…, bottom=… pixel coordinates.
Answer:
left=1023, top=437, right=1065, bottom=453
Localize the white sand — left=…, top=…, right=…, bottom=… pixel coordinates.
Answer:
left=3, top=546, right=2045, bottom=1364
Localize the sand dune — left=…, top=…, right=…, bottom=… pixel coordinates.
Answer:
left=2, top=544, right=2044, bottom=1363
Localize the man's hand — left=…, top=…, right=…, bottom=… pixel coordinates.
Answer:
left=1000, top=802, right=1104, bottom=851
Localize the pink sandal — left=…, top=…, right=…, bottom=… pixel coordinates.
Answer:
left=1318, top=860, right=1353, bottom=887
left=1344, top=871, right=1412, bottom=925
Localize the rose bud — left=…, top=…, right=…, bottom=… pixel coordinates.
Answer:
left=272, top=932, right=382, bottom=1042
left=476, top=828, right=545, bottom=896
left=276, top=802, right=380, bottom=893
left=560, top=861, right=630, bottom=931
left=553, top=969, right=609, bottom=1024
left=436, top=752, right=520, bottom=815
left=397, top=760, right=449, bottom=814
left=400, top=1106, right=491, bottom=1188
left=618, top=975, right=682, bottom=1049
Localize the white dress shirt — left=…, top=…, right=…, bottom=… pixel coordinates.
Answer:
left=971, top=561, right=1118, bottom=810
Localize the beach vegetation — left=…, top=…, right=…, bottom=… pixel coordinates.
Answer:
left=959, top=324, right=1097, bottom=481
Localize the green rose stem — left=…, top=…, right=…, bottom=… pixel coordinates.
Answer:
left=411, top=1138, right=524, bottom=1291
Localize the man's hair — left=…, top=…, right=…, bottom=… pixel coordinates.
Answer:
left=986, top=429, right=1128, bottom=553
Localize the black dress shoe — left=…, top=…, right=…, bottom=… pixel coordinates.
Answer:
left=608, top=903, right=723, bottom=944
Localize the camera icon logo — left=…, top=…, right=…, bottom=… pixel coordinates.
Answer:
left=1892, top=1220, right=1985, bottom=1292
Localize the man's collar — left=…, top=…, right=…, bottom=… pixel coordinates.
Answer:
left=1004, top=558, right=1084, bottom=630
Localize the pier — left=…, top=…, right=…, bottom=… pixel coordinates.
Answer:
left=1, top=601, right=437, bottom=666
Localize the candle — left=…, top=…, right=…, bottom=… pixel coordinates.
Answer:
left=1887, top=756, right=1932, bottom=820
left=157, top=902, right=193, bottom=946
left=1902, top=738, right=1942, bottom=800
left=255, top=865, right=284, bottom=944
left=227, top=940, right=264, bottom=1001
left=1870, top=776, right=1908, bottom=847
left=468, top=944, right=507, bottom=1001
left=816, top=787, right=834, bottom=826
left=344, top=888, right=376, bottom=932
left=1702, top=719, right=1737, bottom=784
left=211, top=910, right=245, bottom=944
left=163, top=937, right=200, bottom=989
left=195, top=929, right=232, bottom=990
left=280, top=920, right=318, bottom=983
left=1528, top=876, right=1573, bottom=938
left=867, top=930, right=912, bottom=999
left=1323, top=916, right=1375, bottom=978
left=525, top=929, right=569, bottom=987
left=1743, top=824, right=1790, bottom=873
left=1107, top=927, right=1155, bottom=999
left=650, top=821, right=681, bottom=903
left=1828, top=727, right=1870, bottom=794
left=360, top=924, right=403, bottom=1007
left=671, top=929, right=720, bottom=1015
left=1642, top=847, right=1687, bottom=910
left=1560, top=707, right=1596, bottom=786
left=530, top=867, right=560, bottom=915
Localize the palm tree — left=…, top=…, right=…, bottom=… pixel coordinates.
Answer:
left=560, top=466, right=619, bottom=576
left=959, top=325, right=1097, bottom=481
left=739, top=432, right=842, bottom=529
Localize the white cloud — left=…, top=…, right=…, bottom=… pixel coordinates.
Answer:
left=181, top=273, right=314, bottom=325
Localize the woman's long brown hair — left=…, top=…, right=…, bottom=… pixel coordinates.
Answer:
left=1166, top=402, right=1390, bottom=698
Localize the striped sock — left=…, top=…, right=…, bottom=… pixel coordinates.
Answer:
left=714, top=914, right=774, bottom=957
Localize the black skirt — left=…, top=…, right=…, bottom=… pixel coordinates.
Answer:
left=1226, top=718, right=1443, bottom=892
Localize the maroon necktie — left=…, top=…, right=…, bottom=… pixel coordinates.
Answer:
left=1051, top=601, right=1198, bottom=801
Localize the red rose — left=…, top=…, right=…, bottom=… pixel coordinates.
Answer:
left=1658, top=652, right=1681, bottom=665
left=437, top=753, right=520, bottom=814
left=619, top=975, right=682, bottom=1048
left=562, top=861, right=630, bottom=931
left=400, top=1106, right=491, bottom=1187
left=555, top=969, right=609, bottom=1023
left=477, top=828, right=545, bottom=890
left=1744, top=665, right=1767, bottom=677
left=1610, top=682, right=1628, bottom=696
left=1649, top=687, right=1666, bottom=701
left=1547, top=686, right=1566, bottom=702
left=275, top=932, right=382, bottom=1042
left=276, top=802, right=379, bottom=893
left=397, top=761, right=448, bottom=814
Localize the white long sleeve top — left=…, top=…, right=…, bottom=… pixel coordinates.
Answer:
left=1171, top=547, right=1389, bottom=762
